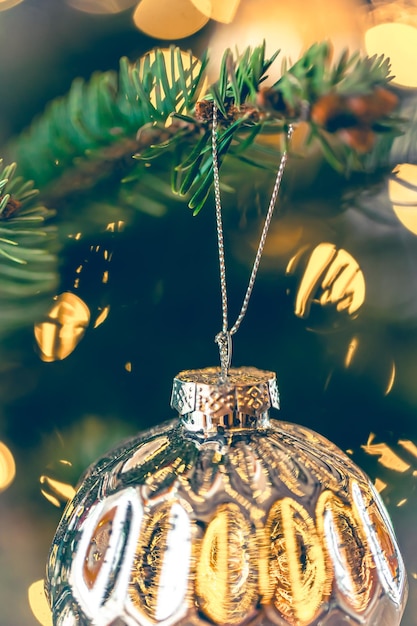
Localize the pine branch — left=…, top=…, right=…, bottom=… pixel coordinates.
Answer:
left=364, top=90, right=417, bottom=171
left=9, top=43, right=401, bottom=219
left=11, top=48, right=207, bottom=193
left=0, top=159, right=58, bottom=333
left=0, top=43, right=405, bottom=335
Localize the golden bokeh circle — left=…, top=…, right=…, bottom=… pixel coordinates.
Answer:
left=0, top=0, right=25, bottom=11
left=0, top=440, right=15, bottom=493
left=133, top=0, right=210, bottom=40
left=190, top=0, right=240, bottom=23
left=28, top=579, right=52, bottom=626
left=365, top=23, right=417, bottom=89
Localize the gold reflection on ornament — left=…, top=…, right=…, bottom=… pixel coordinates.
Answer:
left=228, top=443, right=271, bottom=503
left=257, top=438, right=306, bottom=497
left=365, top=23, right=417, bottom=88
left=0, top=0, right=25, bottom=11
left=317, top=491, right=373, bottom=613
left=129, top=500, right=191, bottom=622
left=362, top=492, right=400, bottom=584
left=83, top=507, right=117, bottom=588
left=190, top=0, right=240, bottom=22
left=133, top=0, right=209, bottom=40
left=287, top=243, right=366, bottom=319
left=362, top=433, right=411, bottom=473
left=196, top=503, right=258, bottom=624
left=34, top=292, right=91, bottom=362
left=40, top=475, right=76, bottom=507
left=67, top=0, right=137, bottom=13
left=0, top=441, right=15, bottom=493
left=389, top=164, right=417, bottom=235
left=264, top=498, right=328, bottom=625
left=28, top=579, right=53, bottom=626
left=122, top=436, right=171, bottom=473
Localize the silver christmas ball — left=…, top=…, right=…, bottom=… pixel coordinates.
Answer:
left=46, top=367, right=407, bottom=626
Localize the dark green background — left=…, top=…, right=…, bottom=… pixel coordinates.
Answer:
left=0, top=2, right=416, bottom=625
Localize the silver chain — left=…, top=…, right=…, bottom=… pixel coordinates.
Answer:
left=212, top=101, right=293, bottom=380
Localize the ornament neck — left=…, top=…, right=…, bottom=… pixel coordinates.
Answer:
left=170, top=366, right=280, bottom=433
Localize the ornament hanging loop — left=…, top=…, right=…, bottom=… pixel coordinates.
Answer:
left=211, top=100, right=293, bottom=380
left=215, top=330, right=232, bottom=381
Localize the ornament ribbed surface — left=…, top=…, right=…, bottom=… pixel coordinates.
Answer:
left=46, top=382, right=407, bottom=626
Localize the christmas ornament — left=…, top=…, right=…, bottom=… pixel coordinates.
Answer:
left=45, top=103, right=408, bottom=625
left=46, top=366, right=407, bottom=626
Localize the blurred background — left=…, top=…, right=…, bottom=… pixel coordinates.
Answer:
left=1, top=0, right=417, bottom=624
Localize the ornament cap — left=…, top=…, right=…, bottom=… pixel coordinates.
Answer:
left=171, top=366, right=279, bottom=432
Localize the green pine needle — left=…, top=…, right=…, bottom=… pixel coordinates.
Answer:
left=0, top=159, right=58, bottom=333
left=9, top=42, right=401, bottom=221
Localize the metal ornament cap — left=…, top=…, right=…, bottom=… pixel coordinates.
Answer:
left=46, top=366, right=408, bottom=626
left=171, top=366, right=280, bottom=431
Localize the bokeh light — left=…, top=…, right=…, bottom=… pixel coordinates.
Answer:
left=389, top=163, right=417, bottom=235
left=384, top=362, right=396, bottom=396
left=28, top=579, right=52, bottom=626
left=190, top=0, right=240, bottom=23
left=208, top=0, right=363, bottom=82
left=40, top=474, right=76, bottom=507
left=287, top=243, right=366, bottom=319
left=365, top=22, right=417, bottom=88
left=262, top=220, right=304, bottom=260
left=133, top=0, right=209, bottom=40
left=362, top=433, right=412, bottom=473
left=93, top=304, right=111, bottom=328
left=34, top=292, right=91, bottom=362
left=67, top=0, right=137, bottom=13
left=0, top=441, right=15, bottom=493
left=0, top=0, right=25, bottom=11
